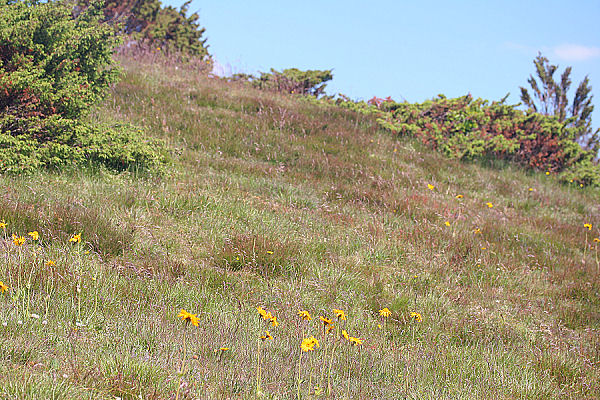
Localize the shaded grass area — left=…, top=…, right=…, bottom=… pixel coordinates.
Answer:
left=0, top=56, right=599, bottom=399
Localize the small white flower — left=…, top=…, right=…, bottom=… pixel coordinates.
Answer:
left=75, top=321, right=85, bottom=327
left=62, top=374, right=68, bottom=379
left=2, top=322, right=7, bottom=327
left=17, top=320, right=22, bottom=325
left=42, top=320, right=48, bottom=325
left=30, top=313, right=40, bottom=319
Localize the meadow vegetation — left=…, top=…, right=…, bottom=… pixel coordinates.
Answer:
left=0, top=51, right=599, bottom=398
left=1, top=1, right=600, bottom=398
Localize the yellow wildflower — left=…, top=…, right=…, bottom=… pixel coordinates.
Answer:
left=342, top=329, right=349, bottom=340
left=486, top=202, right=493, bottom=208
left=219, top=347, right=229, bottom=351
left=319, top=316, right=333, bottom=326
left=69, top=233, right=81, bottom=243
left=379, top=308, right=392, bottom=318
left=326, top=324, right=335, bottom=334
left=28, top=231, right=39, bottom=240
left=260, top=330, right=273, bottom=341
left=594, top=238, right=600, bottom=243
left=445, top=221, right=451, bottom=227
left=348, top=336, right=363, bottom=346
left=256, top=307, right=268, bottom=319
left=584, top=223, right=592, bottom=231
left=455, top=194, right=463, bottom=199
left=410, top=312, right=422, bottom=322
left=12, top=235, right=25, bottom=246
left=177, top=309, right=199, bottom=327
left=269, top=315, right=279, bottom=327
left=333, top=309, right=346, bottom=320
left=45, top=260, right=56, bottom=267
left=473, top=228, right=481, bottom=234
left=427, top=184, right=434, bottom=190
left=266, top=250, right=274, bottom=255
left=546, top=171, right=550, bottom=175
left=0, top=281, right=8, bottom=293
left=0, top=220, right=6, bottom=229
left=298, top=310, right=312, bottom=321
left=528, top=188, right=534, bottom=192
left=301, top=336, right=320, bottom=352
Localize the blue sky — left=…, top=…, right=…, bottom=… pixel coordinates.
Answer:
left=166, top=0, right=600, bottom=130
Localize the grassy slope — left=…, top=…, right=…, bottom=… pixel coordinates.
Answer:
left=0, top=56, right=599, bottom=399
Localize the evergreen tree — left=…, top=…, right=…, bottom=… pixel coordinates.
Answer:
left=520, top=53, right=599, bottom=153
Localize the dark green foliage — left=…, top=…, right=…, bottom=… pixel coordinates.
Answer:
left=520, top=53, right=599, bottom=153
left=233, top=68, right=333, bottom=97
left=78, top=0, right=209, bottom=58
left=338, top=94, right=600, bottom=187
left=0, top=0, right=167, bottom=174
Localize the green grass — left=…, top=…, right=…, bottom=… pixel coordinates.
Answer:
left=0, top=54, right=599, bottom=399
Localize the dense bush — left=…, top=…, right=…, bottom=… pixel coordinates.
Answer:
left=77, top=0, right=210, bottom=59
left=0, top=0, right=167, bottom=174
left=233, top=68, right=333, bottom=97
left=338, top=94, right=600, bottom=186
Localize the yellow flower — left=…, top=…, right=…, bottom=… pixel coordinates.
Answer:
left=260, top=330, right=273, bottom=341
left=257, top=307, right=269, bottom=319
left=528, top=188, right=534, bottom=192
left=486, top=202, right=493, bottom=208
left=0, top=220, right=6, bottom=229
left=28, top=231, right=39, bottom=240
left=379, top=308, right=392, bottom=318
left=266, top=250, right=274, bottom=254
left=319, top=316, right=333, bottom=326
left=427, top=184, right=434, bottom=190
left=45, top=260, right=56, bottom=267
left=298, top=310, right=312, bottom=321
left=12, top=235, right=25, bottom=246
left=410, top=312, right=422, bottom=322
left=219, top=347, right=229, bottom=351
left=455, top=194, right=463, bottom=199
left=0, top=281, right=8, bottom=293
left=269, top=315, right=279, bottom=327
left=473, top=228, right=481, bottom=234
left=301, top=336, right=320, bottom=352
left=584, top=223, right=592, bottom=231
left=348, top=336, right=363, bottom=346
left=333, top=309, right=346, bottom=320
left=177, top=309, right=199, bottom=327
left=342, top=329, right=349, bottom=340
left=545, top=171, right=550, bottom=175
left=594, top=238, right=600, bottom=243
left=326, top=324, right=335, bottom=334
left=69, top=233, right=81, bottom=243
left=444, top=221, right=451, bottom=227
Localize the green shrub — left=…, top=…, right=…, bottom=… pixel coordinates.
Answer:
left=338, top=94, right=600, bottom=187
left=233, top=68, right=333, bottom=97
left=0, top=0, right=167, bottom=174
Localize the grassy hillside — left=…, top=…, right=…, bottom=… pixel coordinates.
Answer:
left=1, top=55, right=599, bottom=399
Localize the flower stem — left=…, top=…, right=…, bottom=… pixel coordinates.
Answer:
left=297, top=350, right=303, bottom=400
left=256, top=340, right=262, bottom=396
left=175, top=328, right=187, bottom=400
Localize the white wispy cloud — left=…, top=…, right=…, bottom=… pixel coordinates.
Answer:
left=504, top=42, right=600, bottom=62
left=552, top=44, right=600, bottom=62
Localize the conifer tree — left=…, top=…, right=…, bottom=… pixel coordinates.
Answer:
left=520, top=53, right=599, bottom=153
